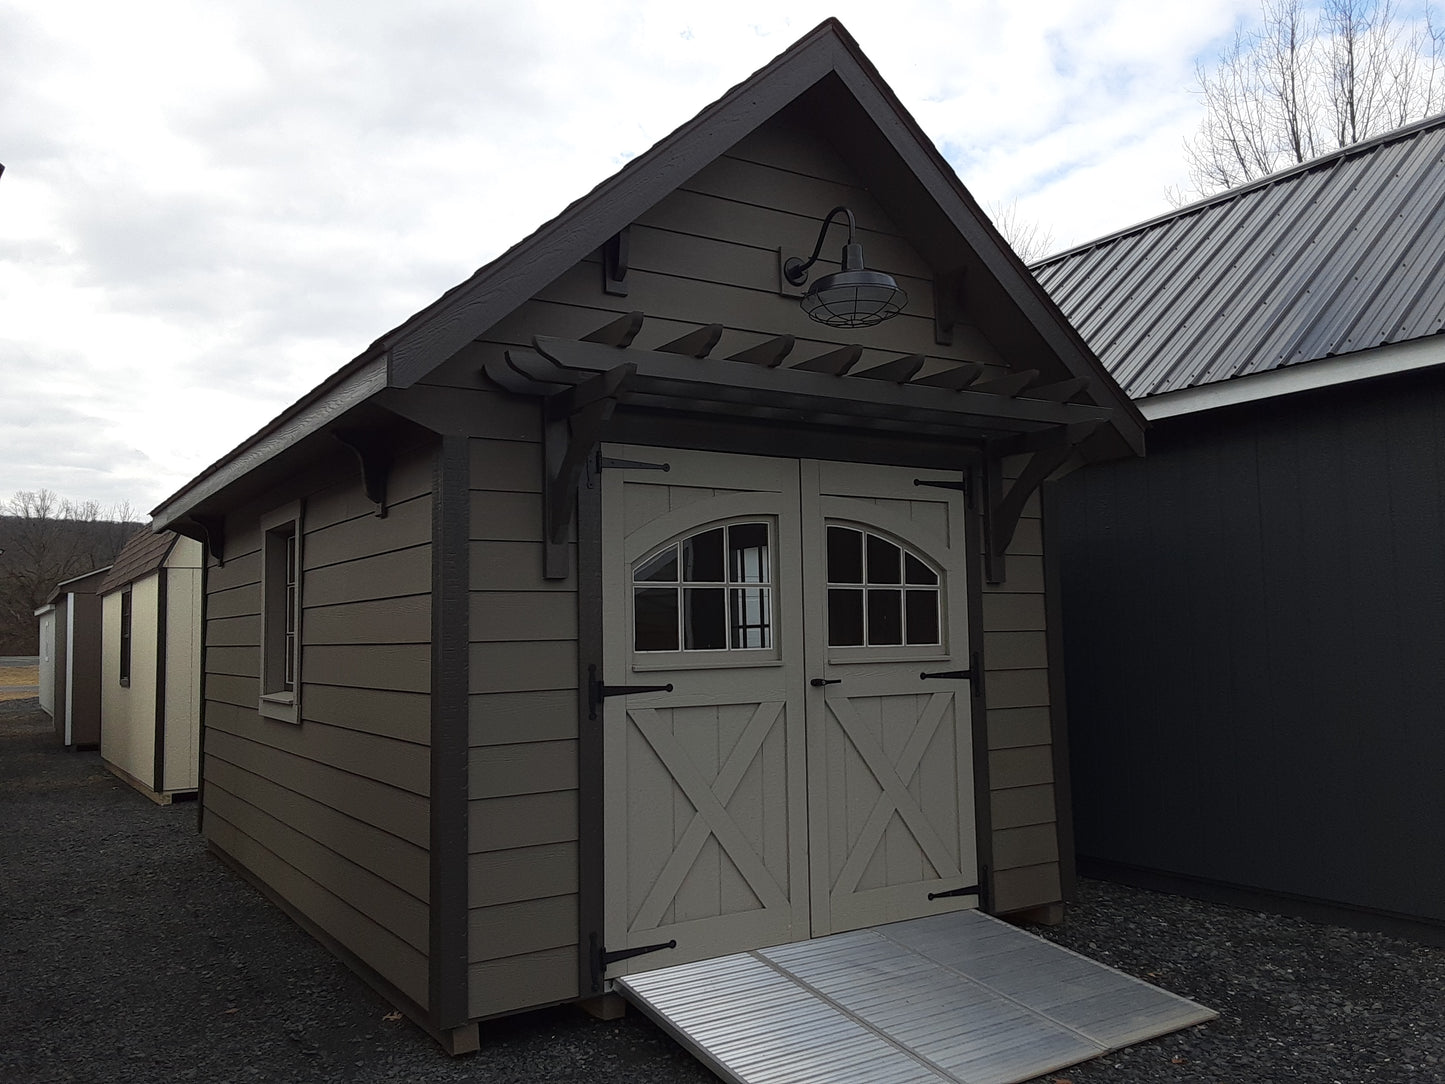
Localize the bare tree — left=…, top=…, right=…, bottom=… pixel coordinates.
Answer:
left=0, top=490, right=142, bottom=654
left=1184, top=0, right=1444, bottom=196
left=988, top=200, right=1058, bottom=264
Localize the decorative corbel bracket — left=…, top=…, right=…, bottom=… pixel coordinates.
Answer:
left=982, top=422, right=1101, bottom=584
left=174, top=514, right=226, bottom=567
left=934, top=269, right=966, bottom=346
left=542, top=362, right=637, bottom=579
left=602, top=227, right=630, bottom=297
left=333, top=428, right=392, bottom=518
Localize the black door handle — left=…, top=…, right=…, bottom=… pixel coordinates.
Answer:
left=810, top=678, right=841, bottom=687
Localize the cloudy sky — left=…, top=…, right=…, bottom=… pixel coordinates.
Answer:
left=0, top=0, right=1309, bottom=513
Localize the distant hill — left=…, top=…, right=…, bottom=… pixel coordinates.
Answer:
left=0, top=515, right=144, bottom=654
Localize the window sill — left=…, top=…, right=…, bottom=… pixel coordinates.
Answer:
left=259, top=691, right=300, bottom=725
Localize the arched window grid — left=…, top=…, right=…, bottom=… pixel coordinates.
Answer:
left=632, top=520, right=774, bottom=653
left=825, top=523, right=942, bottom=649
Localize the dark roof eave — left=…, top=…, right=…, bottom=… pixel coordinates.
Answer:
left=150, top=352, right=388, bottom=530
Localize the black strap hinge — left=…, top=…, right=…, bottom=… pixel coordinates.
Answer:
left=588, top=664, right=673, bottom=720
left=928, top=883, right=981, bottom=901
left=598, top=455, right=670, bottom=472
left=590, top=932, right=678, bottom=989
left=913, top=475, right=971, bottom=507
left=920, top=652, right=982, bottom=696
left=601, top=940, right=676, bottom=968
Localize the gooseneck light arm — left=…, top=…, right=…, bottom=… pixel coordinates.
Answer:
left=784, top=206, right=856, bottom=286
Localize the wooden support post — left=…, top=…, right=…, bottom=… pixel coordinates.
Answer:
left=578, top=994, right=629, bottom=1021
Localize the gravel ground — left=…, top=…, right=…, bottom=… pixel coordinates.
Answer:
left=3, top=696, right=1443, bottom=1084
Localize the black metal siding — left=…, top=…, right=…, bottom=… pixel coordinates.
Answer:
left=1053, top=366, right=1445, bottom=927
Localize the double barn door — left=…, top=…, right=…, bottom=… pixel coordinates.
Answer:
left=601, top=446, right=978, bottom=976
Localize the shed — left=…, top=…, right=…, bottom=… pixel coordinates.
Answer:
left=151, top=21, right=1144, bottom=1052
left=1037, top=113, right=1445, bottom=938
left=98, top=530, right=203, bottom=803
left=40, top=565, right=111, bottom=749
left=36, top=602, right=57, bottom=715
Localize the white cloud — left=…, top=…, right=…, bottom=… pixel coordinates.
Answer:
left=0, top=0, right=1256, bottom=510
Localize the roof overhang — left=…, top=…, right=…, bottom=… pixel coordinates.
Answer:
left=151, top=354, right=387, bottom=532
left=1140, top=335, right=1445, bottom=420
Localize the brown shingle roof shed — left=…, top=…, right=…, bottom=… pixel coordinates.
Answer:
left=98, top=530, right=179, bottom=596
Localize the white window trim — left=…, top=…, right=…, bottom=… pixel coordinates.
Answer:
left=259, top=500, right=303, bottom=724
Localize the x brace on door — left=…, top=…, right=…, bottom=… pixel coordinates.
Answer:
left=626, top=702, right=791, bottom=934
left=823, top=694, right=967, bottom=906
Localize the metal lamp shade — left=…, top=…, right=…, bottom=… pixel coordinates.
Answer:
left=800, top=268, right=908, bottom=328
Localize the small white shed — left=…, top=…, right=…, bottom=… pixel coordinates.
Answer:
left=35, top=603, right=57, bottom=715
left=99, top=531, right=203, bottom=802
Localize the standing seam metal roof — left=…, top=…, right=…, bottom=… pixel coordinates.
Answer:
left=1034, top=113, right=1445, bottom=399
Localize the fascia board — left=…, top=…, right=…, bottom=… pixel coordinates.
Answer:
left=381, top=36, right=843, bottom=390
left=822, top=50, right=1146, bottom=451
left=150, top=353, right=388, bottom=530
left=1140, top=335, right=1445, bottom=420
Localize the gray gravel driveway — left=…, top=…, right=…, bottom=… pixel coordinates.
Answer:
left=3, top=698, right=1442, bottom=1083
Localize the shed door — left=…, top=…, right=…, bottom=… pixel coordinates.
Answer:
left=800, top=460, right=977, bottom=936
left=602, top=447, right=975, bottom=976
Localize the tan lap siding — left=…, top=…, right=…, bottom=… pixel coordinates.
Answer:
left=982, top=457, right=1063, bottom=914
left=414, top=106, right=1054, bottom=1005
left=463, top=428, right=581, bottom=1019
left=201, top=441, right=434, bottom=1009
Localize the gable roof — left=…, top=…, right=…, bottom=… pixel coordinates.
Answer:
left=152, top=19, right=1142, bottom=530
left=1035, top=113, right=1445, bottom=406
left=98, top=529, right=178, bottom=595
left=43, top=565, right=112, bottom=604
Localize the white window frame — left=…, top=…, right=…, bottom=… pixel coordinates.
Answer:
left=259, top=501, right=303, bottom=723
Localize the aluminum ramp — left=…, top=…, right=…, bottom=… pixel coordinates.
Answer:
left=615, top=909, right=1216, bottom=1084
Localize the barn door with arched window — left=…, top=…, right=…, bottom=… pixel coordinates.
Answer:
left=800, top=460, right=977, bottom=936
left=601, top=447, right=975, bottom=977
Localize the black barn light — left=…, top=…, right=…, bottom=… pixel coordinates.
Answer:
left=784, top=206, right=907, bottom=328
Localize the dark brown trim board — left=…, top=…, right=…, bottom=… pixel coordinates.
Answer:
left=963, top=464, right=995, bottom=914
left=430, top=436, right=472, bottom=1040
left=153, top=568, right=169, bottom=791
left=575, top=458, right=605, bottom=997
left=196, top=556, right=210, bottom=834
left=1039, top=480, right=1077, bottom=901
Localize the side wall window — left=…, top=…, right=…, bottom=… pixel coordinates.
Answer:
left=260, top=501, right=303, bottom=723
left=118, top=587, right=132, bottom=687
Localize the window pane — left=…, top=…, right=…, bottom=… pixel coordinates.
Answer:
left=682, top=529, right=725, bottom=582
left=728, top=523, right=769, bottom=584
left=634, top=588, right=678, bottom=651
left=906, top=589, right=940, bottom=645
left=868, top=590, right=903, bottom=645
left=827, top=527, right=863, bottom=584
left=828, top=588, right=864, bottom=646
left=729, top=587, right=772, bottom=649
left=905, top=553, right=938, bottom=586
left=866, top=535, right=902, bottom=584
left=683, top=587, right=726, bottom=649
left=635, top=547, right=679, bottom=582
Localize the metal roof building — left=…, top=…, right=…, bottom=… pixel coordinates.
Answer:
left=1043, top=112, right=1445, bottom=939
left=1035, top=112, right=1445, bottom=410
